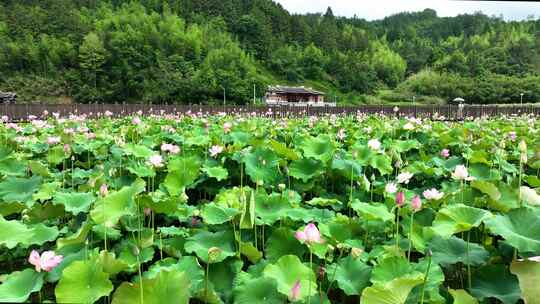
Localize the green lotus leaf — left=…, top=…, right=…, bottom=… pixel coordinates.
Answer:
left=471, top=180, right=501, bottom=201
left=331, top=157, right=363, bottom=180
left=263, top=255, right=317, bottom=300
left=369, top=154, right=393, bottom=176
left=470, top=265, right=521, bottom=304
left=468, top=150, right=491, bottom=166
left=28, top=160, right=50, bottom=177
left=371, top=256, right=414, bottom=283
left=0, top=176, right=41, bottom=206
left=233, top=277, right=285, bottom=304
left=525, top=175, right=540, bottom=187
left=306, top=197, right=343, bottom=210
left=255, top=193, right=291, bottom=225
left=468, top=164, right=501, bottom=181
left=289, top=158, right=324, bottom=182
left=0, top=216, right=59, bottom=249
left=487, top=183, right=519, bottom=212
left=164, top=156, right=201, bottom=196
left=47, top=145, right=68, bottom=165
left=408, top=258, right=445, bottom=303
left=184, top=230, right=236, bottom=263
left=56, top=220, right=93, bottom=249
left=327, top=256, right=371, bottom=295
left=449, top=289, right=478, bottom=304
left=46, top=249, right=86, bottom=283
left=201, top=203, right=240, bottom=225
left=510, top=259, right=540, bottom=304
left=202, top=165, right=229, bottom=181
left=55, top=259, right=113, bottom=304
left=429, top=236, right=489, bottom=266
left=0, top=269, right=43, bottom=303
left=431, top=204, right=492, bottom=238
left=485, top=208, right=540, bottom=253
left=300, top=135, right=335, bottom=163
left=243, top=148, right=280, bottom=184
left=239, top=189, right=256, bottom=229
left=351, top=201, right=393, bottom=222
left=520, top=186, right=540, bottom=206
left=393, top=140, right=420, bottom=153
left=207, top=258, right=243, bottom=303
left=230, top=131, right=252, bottom=147
left=240, top=241, right=263, bottom=263
left=360, top=272, right=424, bottom=304
left=123, top=143, right=153, bottom=158
left=112, top=269, right=190, bottom=304
left=99, top=250, right=129, bottom=276
left=53, top=191, right=96, bottom=215
left=270, top=140, right=300, bottom=160
left=126, top=163, right=155, bottom=177
left=0, top=158, right=27, bottom=176
left=286, top=207, right=336, bottom=223
left=33, top=182, right=61, bottom=202
left=90, top=179, right=146, bottom=227
left=265, top=228, right=307, bottom=262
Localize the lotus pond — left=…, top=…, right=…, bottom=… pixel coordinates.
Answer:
left=0, top=112, right=539, bottom=304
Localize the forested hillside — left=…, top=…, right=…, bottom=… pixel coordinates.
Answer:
left=1, top=0, right=539, bottom=104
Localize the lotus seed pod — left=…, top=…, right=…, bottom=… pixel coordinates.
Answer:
left=520, top=153, right=528, bottom=164
left=208, top=247, right=222, bottom=263
left=278, top=183, right=286, bottom=191
left=193, top=209, right=200, bottom=217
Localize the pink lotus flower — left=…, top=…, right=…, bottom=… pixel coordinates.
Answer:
left=28, top=250, right=63, bottom=272
left=289, top=280, right=301, bottom=302
left=223, top=122, right=232, bottom=133
left=368, top=139, right=381, bottom=151
left=411, top=195, right=422, bottom=212
left=295, top=223, right=323, bottom=244
left=63, top=144, right=71, bottom=154
left=148, top=154, right=164, bottom=168
left=452, top=165, right=474, bottom=181
left=440, top=149, right=450, bottom=158
left=47, top=136, right=61, bottom=145
left=132, top=116, right=142, bottom=125
left=105, top=111, right=113, bottom=117
left=100, top=184, right=108, bottom=196
left=396, top=191, right=406, bottom=207
left=209, top=145, right=224, bottom=157
left=508, top=131, right=517, bottom=142
left=161, top=143, right=180, bottom=155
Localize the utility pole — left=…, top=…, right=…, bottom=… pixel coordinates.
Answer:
left=520, top=93, right=524, bottom=105
left=253, top=84, right=256, bottom=105
left=221, top=86, right=226, bottom=106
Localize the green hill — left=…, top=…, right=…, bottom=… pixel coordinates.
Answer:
left=0, top=0, right=539, bottom=104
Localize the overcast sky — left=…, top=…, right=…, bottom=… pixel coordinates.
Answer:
left=274, top=0, right=539, bottom=21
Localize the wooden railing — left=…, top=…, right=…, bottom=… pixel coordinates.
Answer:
left=1, top=103, right=539, bottom=121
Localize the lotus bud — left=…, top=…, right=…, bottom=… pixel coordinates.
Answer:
left=425, top=248, right=433, bottom=257
left=521, top=153, right=528, bottom=164
left=208, top=247, right=222, bottom=263
left=396, top=191, right=406, bottom=208
left=411, top=195, right=422, bottom=212
left=351, top=247, right=364, bottom=259
left=278, top=183, right=286, bottom=191
left=519, top=140, right=527, bottom=153
left=289, top=280, right=301, bottom=302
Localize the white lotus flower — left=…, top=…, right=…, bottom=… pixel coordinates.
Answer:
left=368, top=139, right=381, bottom=151
left=423, top=188, right=444, bottom=200
left=397, top=172, right=414, bottom=184
left=385, top=182, right=398, bottom=194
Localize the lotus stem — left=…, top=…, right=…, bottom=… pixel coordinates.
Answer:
left=407, top=212, right=414, bottom=261
left=467, top=231, right=471, bottom=291
left=396, top=207, right=400, bottom=252
left=326, top=248, right=344, bottom=295
left=309, top=248, right=313, bottom=304
left=136, top=252, right=144, bottom=304
left=205, top=262, right=210, bottom=303
left=420, top=252, right=431, bottom=304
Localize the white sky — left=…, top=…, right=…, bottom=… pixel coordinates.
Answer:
left=274, top=0, right=540, bottom=21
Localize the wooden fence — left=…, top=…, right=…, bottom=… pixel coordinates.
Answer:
left=1, top=103, right=539, bottom=121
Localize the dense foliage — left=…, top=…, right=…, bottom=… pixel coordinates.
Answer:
left=0, top=0, right=539, bottom=104
left=0, top=111, right=539, bottom=303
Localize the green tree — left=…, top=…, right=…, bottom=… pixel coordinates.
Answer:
left=78, top=32, right=107, bottom=103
